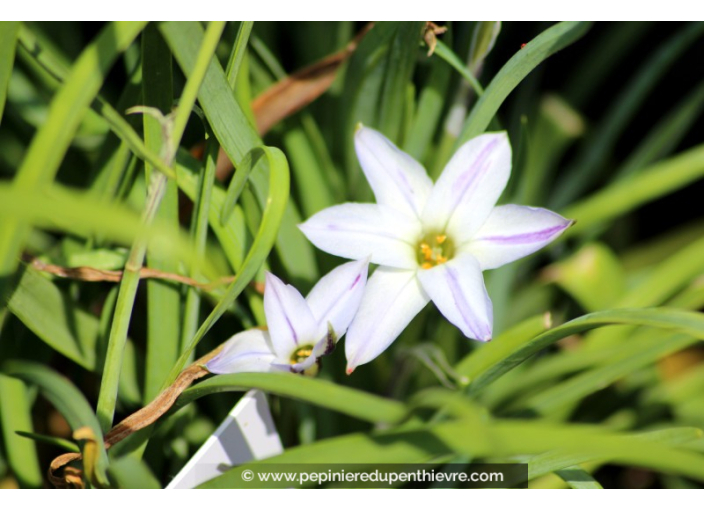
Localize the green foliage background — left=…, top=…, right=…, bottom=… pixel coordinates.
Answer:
left=1, top=21, right=704, bottom=489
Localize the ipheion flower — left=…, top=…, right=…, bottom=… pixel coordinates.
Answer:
left=205, top=259, right=369, bottom=376
left=300, top=125, right=573, bottom=373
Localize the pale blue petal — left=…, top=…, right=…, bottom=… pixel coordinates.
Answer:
left=345, top=267, right=429, bottom=373
left=422, top=132, right=511, bottom=245
left=299, top=203, right=421, bottom=269
left=205, top=329, right=280, bottom=374
left=464, top=204, right=573, bottom=270
left=355, top=125, right=433, bottom=219
left=417, top=253, right=493, bottom=342
left=263, top=272, right=317, bottom=360
left=306, top=258, right=369, bottom=343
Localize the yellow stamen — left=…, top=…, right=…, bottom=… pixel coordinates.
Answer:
left=290, top=345, right=314, bottom=364
left=417, top=232, right=455, bottom=269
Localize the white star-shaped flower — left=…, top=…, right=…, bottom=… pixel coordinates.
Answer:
left=299, top=126, right=572, bottom=373
left=205, top=259, right=369, bottom=376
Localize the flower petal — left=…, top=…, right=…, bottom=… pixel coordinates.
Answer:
left=299, top=203, right=421, bottom=269
left=355, top=125, right=433, bottom=219
left=417, top=253, right=493, bottom=341
left=205, top=329, right=280, bottom=374
left=422, top=132, right=511, bottom=245
left=464, top=204, right=573, bottom=270
left=306, top=258, right=369, bottom=342
left=345, top=267, right=429, bottom=372
left=264, top=272, right=317, bottom=359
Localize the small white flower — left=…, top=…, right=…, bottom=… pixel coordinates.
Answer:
left=299, top=126, right=573, bottom=373
left=205, top=259, right=369, bottom=376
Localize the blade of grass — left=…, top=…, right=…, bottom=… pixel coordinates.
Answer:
left=0, top=21, right=20, bottom=123
left=141, top=23, right=181, bottom=404
left=96, top=21, right=226, bottom=432
left=0, top=374, right=42, bottom=488
left=521, top=333, right=696, bottom=416
left=15, top=431, right=80, bottom=453
left=467, top=307, right=704, bottom=395
left=617, top=79, right=704, bottom=179
left=8, top=266, right=96, bottom=368
left=225, top=21, right=254, bottom=89
left=162, top=20, right=317, bottom=284
left=181, top=137, right=218, bottom=354
left=455, top=313, right=551, bottom=381
left=433, top=40, right=484, bottom=97
left=563, top=144, right=704, bottom=237
left=167, top=145, right=289, bottom=383
left=527, top=427, right=702, bottom=482
left=173, top=372, right=408, bottom=425
left=455, top=22, right=591, bottom=146
left=402, top=44, right=452, bottom=162
left=2, top=360, right=110, bottom=487
left=16, top=25, right=178, bottom=183
left=0, top=22, right=147, bottom=290
left=554, top=21, right=704, bottom=206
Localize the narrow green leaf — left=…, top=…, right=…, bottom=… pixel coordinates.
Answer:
left=0, top=183, right=215, bottom=277
left=225, top=21, right=254, bottom=89
left=107, top=456, right=161, bottom=489
left=174, top=372, right=408, bottom=425
left=2, top=360, right=110, bottom=487
left=521, top=333, right=696, bottom=415
left=161, top=20, right=317, bottom=283
left=341, top=22, right=425, bottom=192
left=403, top=47, right=452, bottom=161
left=468, top=308, right=704, bottom=395
left=433, top=40, right=484, bottom=97
left=97, top=22, right=226, bottom=431
left=455, top=314, right=550, bottom=381
left=564, top=144, right=704, bottom=237
left=220, top=147, right=263, bottom=225
left=15, top=431, right=80, bottom=453
left=0, top=21, right=20, bottom=123
left=181, top=137, right=218, bottom=354
left=0, top=375, right=42, bottom=488
left=456, top=22, right=591, bottom=145
left=555, top=21, right=704, bottom=206
left=168, top=145, right=289, bottom=383
left=141, top=23, right=180, bottom=404
left=0, top=21, right=147, bottom=282
left=617, top=80, right=704, bottom=179
left=527, top=427, right=703, bottom=482
left=468, top=21, right=501, bottom=73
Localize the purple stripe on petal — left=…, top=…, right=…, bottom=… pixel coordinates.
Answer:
left=443, top=265, right=491, bottom=341
left=479, top=223, right=567, bottom=244
left=269, top=281, right=298, bottom=345
left=449, top=138, right=499, bottom=213
left=360, top=135, right=417, bottom=213
left=350, top=273, right=362, bottom=289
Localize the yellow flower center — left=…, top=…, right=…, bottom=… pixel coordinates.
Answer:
left=418, top=233, right=455, bottom=269
left=290, top=344, right=320, bottom=376
left=290, top=345, right=314, bottom=365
